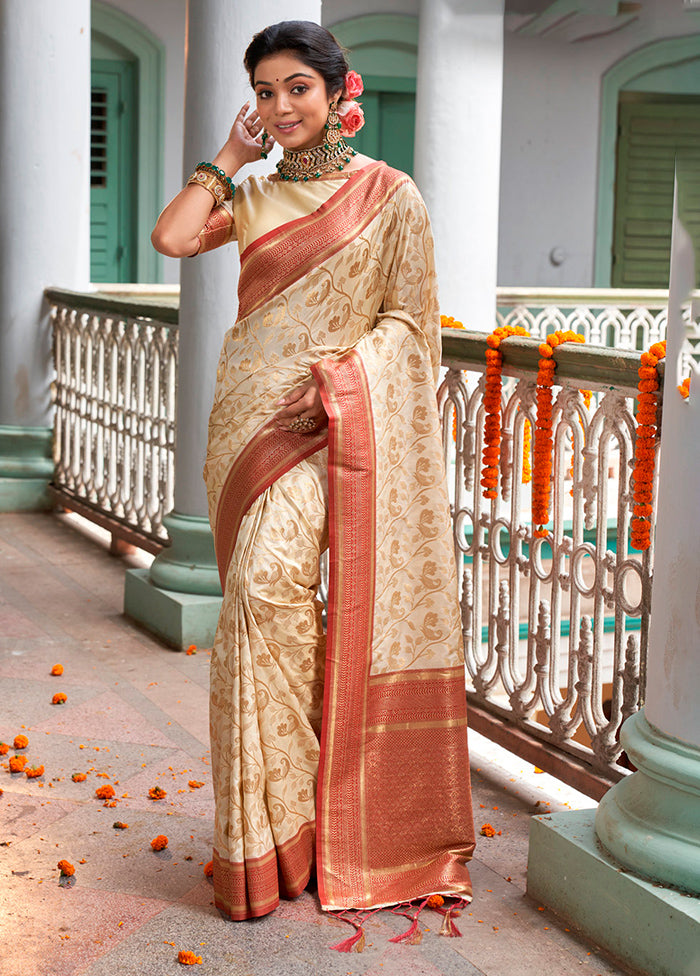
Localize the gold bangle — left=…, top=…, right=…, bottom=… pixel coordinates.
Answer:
left=186, top=169, right=229, bottom=204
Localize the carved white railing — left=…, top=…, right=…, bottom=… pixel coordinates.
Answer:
left=45, top=286, right=684, bottom=795
left=47, top=288, right=179, bottom=551
left=439, top=330, right=658, bottom=796
left=497, top=287, right=700, bottom=361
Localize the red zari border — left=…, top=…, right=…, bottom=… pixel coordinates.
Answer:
left=311, top=353, right=474, bottom=910
left=213, top=419, right=328, bottom=591
left=312, top=351, right=376, bottom=907
left=213, top=821, right=315, bottom=920
left=237, top=162, right=409, bottom=321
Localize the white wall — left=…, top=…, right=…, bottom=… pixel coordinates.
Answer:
left=103, top=0, right=700, bottom=288
left=497, top=1, right=700, bottom=287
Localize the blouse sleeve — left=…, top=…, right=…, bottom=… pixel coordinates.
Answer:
left=192, top=198, right=237, bottom=255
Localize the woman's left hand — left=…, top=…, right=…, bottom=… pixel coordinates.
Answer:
left=275, top=379, right=327, bottom=432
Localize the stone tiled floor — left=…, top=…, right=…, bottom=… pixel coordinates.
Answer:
left=0, top=511, right=636, bottom=976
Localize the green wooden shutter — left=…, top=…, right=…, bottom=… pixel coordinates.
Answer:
left=612, top=96, right=700, bottom=288
left=91, top=59, right=136, bottom=283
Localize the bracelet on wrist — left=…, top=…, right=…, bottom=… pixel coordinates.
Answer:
left=186, top=162, right=236, bottom=204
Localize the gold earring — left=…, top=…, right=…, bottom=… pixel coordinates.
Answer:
left=325, top=101, right=341, bottom=147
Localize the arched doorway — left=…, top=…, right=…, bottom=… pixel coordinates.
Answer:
left=595, top=35, right=700, bottom=287
left=329, top=14, right=418, bottom=176
left=91, top=2, right=164, bottom=282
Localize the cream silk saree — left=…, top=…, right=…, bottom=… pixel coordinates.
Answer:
left=202, top=161, right=475, bottom=921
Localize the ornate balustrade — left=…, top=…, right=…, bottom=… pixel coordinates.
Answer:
left=46, top=288, right=179, bottom=552
left=497, top=286, right=699, bottom=358
left=45, top=286, right=682, bottom=796
left=439, top=328, right=660, bottom=797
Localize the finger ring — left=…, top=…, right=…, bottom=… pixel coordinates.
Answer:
left=288, top=416, right=317, bottom=432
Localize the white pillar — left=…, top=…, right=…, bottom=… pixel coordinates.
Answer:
left=126, top=1, right=321, bottom=648
left=595, top=187, right=700, bottom=895
left=413, top=0, right=504, bottom=331
left=176, top=0, right=321, bottom=517
left=0, top=1, right=90, bottom=508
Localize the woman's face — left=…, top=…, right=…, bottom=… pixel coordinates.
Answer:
left=253, top=51, right=339, bottom=152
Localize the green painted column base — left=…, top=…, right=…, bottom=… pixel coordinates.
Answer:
left=0, top=426, right=53, bottom=511
left=596, top=711, right=700, bottom=895
left=124, top=567, right=222, bottom=651
left=528, top=809, right=700, bottom=976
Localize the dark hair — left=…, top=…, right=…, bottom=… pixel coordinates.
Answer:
left=244, top=21, right=349, bottom=101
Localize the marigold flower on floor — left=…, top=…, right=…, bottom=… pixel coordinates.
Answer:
left=186, top=644, right=197, bottom=655
left=71, top=772, right=87, bottom=782
left=150, top=834, right=169, bottom=851
left=13, top=734, right=28, bottom=750
left=113, top=821, right=129, bottom=829
left=0, top=742, right=8, bottom=756
left=50, top=664, right=64, bottom=676
left=427, top=894, right=444, bottom=909
left=177, top=950, right=202, bottom=965
left=26, top=765, right=44, bottom=779
left=203, top=860, right=214, bottom=877
left=9, top=755, right=28, bottom=773
left=57, top=859, right=75, bottom=877
left=95, top=785, right=115, bottom=800
left=148, top=786, right=167, bottom=800
left=52, top=693, right=67, bottom=705
left=480, top=823, right=496, bottom=838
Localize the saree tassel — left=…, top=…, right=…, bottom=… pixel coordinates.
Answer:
left=330, top=924, right=365, bottom=953
left=389, top=917, right=422, bottom=945
left=437, top=901, right=464, bottom=938
left=389, top=897, right=428, bottom=945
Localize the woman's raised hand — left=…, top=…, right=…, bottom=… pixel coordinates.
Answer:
left=216, top=102, right=275, bottom=171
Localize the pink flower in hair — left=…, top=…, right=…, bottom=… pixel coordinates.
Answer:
left=338, top=100, right=365, bottom=137
left=344, top=70, right=364, bottom=99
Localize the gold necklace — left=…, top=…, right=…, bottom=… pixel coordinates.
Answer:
left=276, top=138, right=357, bottom=182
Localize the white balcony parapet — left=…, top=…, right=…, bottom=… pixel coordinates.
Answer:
left=46, top=285, right=693, bottom=795
left=47, top=288, right=178, bottom=551
left=439, top=328, right=658, bottom=797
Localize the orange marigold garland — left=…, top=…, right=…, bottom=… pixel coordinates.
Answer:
left=532, top=330, right=586, bottom=536
left=481, top=325, right=531, bottom=498
left=631, top=341, right=666, bottom=551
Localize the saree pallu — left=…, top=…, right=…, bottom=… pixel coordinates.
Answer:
left=204, top=162, right=475, bottom=920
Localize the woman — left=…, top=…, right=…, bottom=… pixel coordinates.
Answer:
left=152, top=20, right=475, bottom=928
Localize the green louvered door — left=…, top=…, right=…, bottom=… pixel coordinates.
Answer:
left=612, top=95, right=700, bottom=288
left=91, top=60, right=136, bottom=282
left=351, top=79, right=415, bottom=176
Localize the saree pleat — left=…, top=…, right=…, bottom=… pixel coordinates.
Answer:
left=205, top=162, right=475, bottom=920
